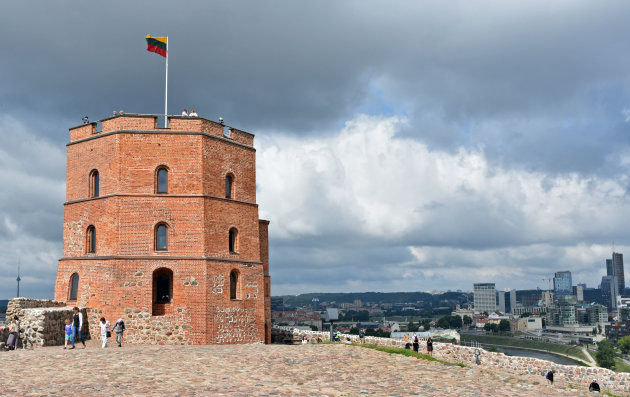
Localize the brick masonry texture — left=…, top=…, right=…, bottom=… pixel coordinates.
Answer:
left=55, top=114, right=270, bottom=345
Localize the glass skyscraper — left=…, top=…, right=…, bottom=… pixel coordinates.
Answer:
left=606, top=252, right=625, bottom=294
left=553, top=271, right=572, bottom=301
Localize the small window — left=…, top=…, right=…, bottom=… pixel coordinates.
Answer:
left=156, top=167, right=168, bottom=194
left=89, top=170, right=99, bottom=198
left=86, top=225, right=96, bottom=253
left=155, top=223, right=168, bottom=251
left=229, top=228, right=238, bottom=253
left=230, top=270, right=239, bottom=300
left=69, top=273, right=79, bottom=301
left=225, top=174, right=233, bottom=199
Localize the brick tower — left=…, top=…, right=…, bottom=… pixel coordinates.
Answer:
left=54, top=114, right=271, bottom=344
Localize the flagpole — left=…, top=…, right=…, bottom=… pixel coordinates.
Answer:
left=165, top=37, right=169, bottom=128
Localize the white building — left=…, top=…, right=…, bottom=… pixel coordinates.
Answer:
left=473, top=283, right=497, bottom=313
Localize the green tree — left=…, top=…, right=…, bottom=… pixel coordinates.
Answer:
left=498, top=319, right=511, bottom=332
left=618, top=336, right=630, bottom=354
left=519, top=312, right=532, bottom=318
left=348, top=327, right=360, bottom=335
left=463, top=315, right=472, bottom=325
left=437, top=316, right=451, bottom=329
left=596, top=339, right=617, bottom=369
left=593, top=327, right=598, bottom=336
left=542, top=319, right=546, bottom=328
left=407, top=321, right=419, bottom=332
left=421, top=319, right=432, bottom=331
left=448, top=315, right=463, bottom=329
left=598, top=324, right=603, bottom=334
left=484, top=323, right=498, bottom=333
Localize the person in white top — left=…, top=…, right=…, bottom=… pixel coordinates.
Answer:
left=182, top=109, right=188, bottom=116
left=99, top=317, right=110, bottom=348
left=189, top=109, right=198, bottom=117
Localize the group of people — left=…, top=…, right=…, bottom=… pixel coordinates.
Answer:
left=546, top=370, right=600, bottom=393
left=404, top=333, right=434, bottom=356
left=64, top=312, right=125, bottom=349
left=181, top=109, right=198, bottom=117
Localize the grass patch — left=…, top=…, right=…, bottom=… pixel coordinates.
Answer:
left=351, top=343, right=468, bottom=368
left=613, top=358, right=630, bottom=373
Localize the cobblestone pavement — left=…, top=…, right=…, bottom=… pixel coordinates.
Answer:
left=0, top=342, right=597, bottom=396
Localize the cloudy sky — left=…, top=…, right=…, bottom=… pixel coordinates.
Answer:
left=2, top=1, right=630, bottom=298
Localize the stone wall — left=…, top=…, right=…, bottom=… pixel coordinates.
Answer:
left=272, top=326, right=630, bottom=395
left=2, top=299, right=89, bottom=349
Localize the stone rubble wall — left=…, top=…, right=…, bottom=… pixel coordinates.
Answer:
left=272, top=326, right=630, bottom=395
left=2, top=299, right=89, bottom=349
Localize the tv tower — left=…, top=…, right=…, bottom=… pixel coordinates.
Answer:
left=16, top=258, right=21, bottom=297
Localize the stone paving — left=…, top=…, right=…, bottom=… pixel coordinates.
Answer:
left=0, top=342, right=601, bottom=396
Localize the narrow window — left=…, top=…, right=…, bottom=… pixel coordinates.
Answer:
left=153, top=268, right=173, bottom=304
left=155, top=223, right=168, bottom=251
left=90, top=170, right=99, bottom=197
left=230, top=270, right=239, bottom=299
left=229, top=228, right=238, bottom=253
left=225, top=174, right=233, bottom=199
left=156, top=167, right=168, bottom=194
left=69, top=273, right=79, bottom=301
left=86, top=226, right=96, bottom=253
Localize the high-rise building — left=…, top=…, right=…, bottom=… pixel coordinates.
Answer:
left=611, top=252, right=625, bottom=293
left=573, top=285, right=584, bottom=302
left=553, top=271, right=572, bottom=301
left=497, top=289, right=516, bottom=314
left=473, top=283, right=497, bottom=313
left=601, top=275, right=619, bottom=311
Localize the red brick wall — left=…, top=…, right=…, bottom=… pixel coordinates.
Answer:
left=56, top=116, right=269, bottom=345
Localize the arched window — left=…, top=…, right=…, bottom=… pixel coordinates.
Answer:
left=230, top=270, right=239, bottom=300
left=153, top=268, right=173, bottom=304
left=86, top=225, right=96, bottom=253
left=155, top=223, right=168, bottom=251
left=89, top=170, right=99, bottom=198
left=229, top=228, right=238, bottom=253
left=156, top=167, right=168, bottom=194
left=225, top=174, right=233, bottom=199
left=69, top=273, right=79, bottom=301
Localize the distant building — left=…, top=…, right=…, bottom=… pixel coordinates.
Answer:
left=553, top=271, right=572, bottom=301
left=541, top=291, right=554, bottom=307
left=573, top=285, right=584, bottom=302
left=606, top=252, right=625, bottom=294
left=606, top=320, right=630, bottom=342
left=311, top=298, right=320, bottom=311
left=497, top=289, right=516, bottom=314
left=547, top=295, right=577, bottom=326
left=473, top=283, right=497, bottom=313
left=601, top=275, right=619, bottom=311
left=586, top=304, right=608, bottom=324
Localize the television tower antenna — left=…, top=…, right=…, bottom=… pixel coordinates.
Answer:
left=16, top=257, right=21, bottom=297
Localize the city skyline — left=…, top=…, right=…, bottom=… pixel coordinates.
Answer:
left=3, top=2, right=630, bottom=298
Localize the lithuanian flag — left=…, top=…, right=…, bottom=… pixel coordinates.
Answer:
left=145, top=35, right=167, bottom=58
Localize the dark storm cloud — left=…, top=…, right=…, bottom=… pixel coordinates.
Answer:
left=2, top=1, right=630, bottom=297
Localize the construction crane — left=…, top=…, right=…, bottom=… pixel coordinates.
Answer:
left=542, top=277, right=553, bottom=291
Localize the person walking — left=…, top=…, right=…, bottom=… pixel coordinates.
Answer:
left=546, top=370, right=555, bottom=385
left=112, top=318, right=125, bottom=347
left=426, top=336, right=434, bottom=357
left=64, top=319, right=74, bottom=349
left=412, top=332, right=419, bottom=352
left=72, top=307, right=86, bottom=348
left=358, top=329, right=365, bottom=344
left=99, top=317, right=110, bottom=348
left=6, top=317, right=19, bottom=350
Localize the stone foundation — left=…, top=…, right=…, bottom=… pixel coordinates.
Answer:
left=272, top=326, right=630, bottom=395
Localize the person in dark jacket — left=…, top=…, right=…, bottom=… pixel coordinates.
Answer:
left=546, top=370, right=555, bottom=385
left=588, top=379, right=600, bottom=393
left=72, top=307, right=86, bottom=348
left=112, top=318, right=126, bottom=347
